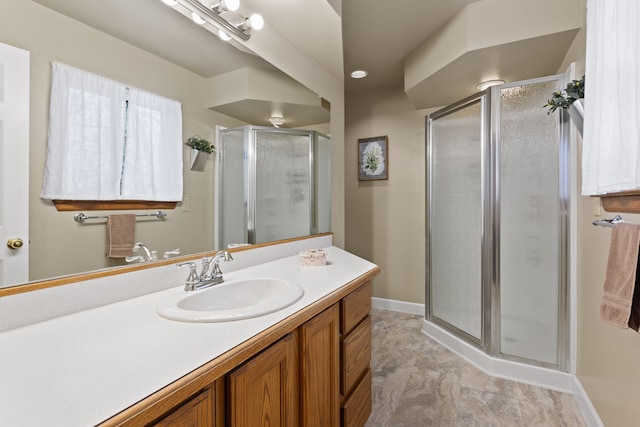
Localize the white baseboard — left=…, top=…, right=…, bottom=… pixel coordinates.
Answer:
left=572, top=377, right=605, bottom=427
left=371, top=297, right=425, bottom=315
left=371, top=297, right=603, bottom=427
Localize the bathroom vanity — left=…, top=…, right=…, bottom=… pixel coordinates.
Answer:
left=112, top=280, right=373, bottom=427
left=0, top=238, right=378, bottom=427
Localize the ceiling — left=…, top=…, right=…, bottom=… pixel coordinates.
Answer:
left=32, top=0, right=583, bottom=113
left=342, top=0, right=583, bottom=109
left=342, top=0, right=481, bottom=93
left=33, top=0, right=273, bottom=78
left=32, top=0, right=331, bottom=127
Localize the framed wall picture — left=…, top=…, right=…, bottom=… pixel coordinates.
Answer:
left=358, top=135, right=388, bottom=181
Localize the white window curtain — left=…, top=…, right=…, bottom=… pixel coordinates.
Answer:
left=41, top=62, right=183, bottom=201
left=582, top=0, right=640, bottom=195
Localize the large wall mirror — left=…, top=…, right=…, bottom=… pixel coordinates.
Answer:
left=0, top=0, right=331, bottom=290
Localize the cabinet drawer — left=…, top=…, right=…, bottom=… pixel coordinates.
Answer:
left=340, top=282, right=371, bottom=334
left=341, top=369, right=371, bottom=427
left=341, top=315, right=371, bottom=396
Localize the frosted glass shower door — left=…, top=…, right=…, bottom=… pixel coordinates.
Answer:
left=497, top=78, right=566, bottom=366
left=218, top=127, right=248, bottom=248
left=428, top=97, right=486, bottom=342
left=315, top=132, right=331, bottom=234
left=253, top=129, right=311, bottom=243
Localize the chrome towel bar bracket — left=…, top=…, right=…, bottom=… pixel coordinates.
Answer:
left=592, top=215, right=623, bottom=228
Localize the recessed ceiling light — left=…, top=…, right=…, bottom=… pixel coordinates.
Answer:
left=350, top=70, right=368, bottom=79
left=161, top=0, right=178, bottom=5
left=476, top=79, right=505, bottom=91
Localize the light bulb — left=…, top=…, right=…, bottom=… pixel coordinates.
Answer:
left=248, top=13, right=264, bottom=30
left=268, top=116, right=285, bottom=128
left=191, top=12, right=206, bottom=25
left=218, top=30, right=232, bottom=41
left=223, top=0, right=240, bottom=11
left=213, top=0, right=239, bottom=12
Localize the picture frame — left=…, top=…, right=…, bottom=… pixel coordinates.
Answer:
left=358, top=135, right=389, bottom=181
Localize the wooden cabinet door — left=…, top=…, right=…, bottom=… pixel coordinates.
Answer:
left=150, top=387, right=214, bottom=427
left=227, top=332, right=299, bottom=427
left=299, top=304, right=340, bottom=427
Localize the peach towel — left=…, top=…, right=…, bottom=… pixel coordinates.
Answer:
left=106, top=214, right=136, bottom=258
left=600, top=222, right=640, bottom=328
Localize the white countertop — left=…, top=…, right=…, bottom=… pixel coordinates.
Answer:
left=0, top=246, right=377, bottom=426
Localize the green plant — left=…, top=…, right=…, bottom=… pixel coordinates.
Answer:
left=185, top=136, right=215, bottom=154
left=544, top=75, right=585, bottom=114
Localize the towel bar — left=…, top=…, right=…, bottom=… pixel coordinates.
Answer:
left=592, top=215, right=623, bottom=228
left=74, top=211, right=167, bottom=223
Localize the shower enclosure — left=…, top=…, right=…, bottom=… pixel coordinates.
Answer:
left=215, top=126, right=331, bottom=249
left=426, top=74, right=570, bottom=370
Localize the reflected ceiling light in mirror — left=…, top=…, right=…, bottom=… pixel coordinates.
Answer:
left=268, top=116, right=286, bottom=128
left=475, top=79, right=505, bottom=91
left=169, top=0, right=264, bottom=41
left=218, top=30, right=232, bottom=41
left=191, top=11, right=206, bottom=24
left=350, top=70, right=368, bottom=79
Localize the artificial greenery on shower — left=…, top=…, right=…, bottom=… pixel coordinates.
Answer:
left=185, top=136, right=215, bottom=154
left=544, top=75, right=585, bottom=114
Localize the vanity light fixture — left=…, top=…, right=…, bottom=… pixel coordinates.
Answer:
left=164, top=0, right=264, bottom=41
left=475, top=79, right=505, bottom=91
left=350, top=70, right=368, bottom=79
left=268, top=116, right=286, bottom=128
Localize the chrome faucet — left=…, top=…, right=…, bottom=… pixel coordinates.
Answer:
left=178, top=250, right=234, bottom=291
left=125, top=242, right=153, bottom=263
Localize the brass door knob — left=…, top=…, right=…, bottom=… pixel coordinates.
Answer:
left=7, top=238, right=23, bottom=250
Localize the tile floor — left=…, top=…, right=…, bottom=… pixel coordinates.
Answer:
left=365, top=308, right=587, bottom=427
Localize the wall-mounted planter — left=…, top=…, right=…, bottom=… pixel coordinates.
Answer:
left=568, top=98, right=584, bottom=137
left=190, top=149, right=209, bottom=172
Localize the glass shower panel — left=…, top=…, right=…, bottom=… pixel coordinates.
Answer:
left=430, top=100, right=484, bottom=340
left=254, top=130, right=311, bottom=243
left=499, top=81, right=561, bottom=365
left=315, top=132, right=331, bottom=234
left=219, top=127, right=247, bottom=248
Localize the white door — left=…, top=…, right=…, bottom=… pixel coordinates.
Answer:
left=0, top=42, right=29, bottom=288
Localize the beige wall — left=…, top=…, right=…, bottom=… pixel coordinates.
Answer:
left=345, top=85, right=432, bottom=304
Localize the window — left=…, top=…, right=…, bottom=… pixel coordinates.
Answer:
left=40, top=62, right=183, bottom=202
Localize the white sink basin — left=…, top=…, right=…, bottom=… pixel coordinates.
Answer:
left=157, top=278, right=304, bottom=322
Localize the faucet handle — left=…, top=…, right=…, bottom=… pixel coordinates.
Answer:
left=125, top=255, right=145, bottom=263
left=200, top=257, right=213, bottom=280
left=163, top=248, right=181, bottom=259
left=177, top=261, right=199, bottom=286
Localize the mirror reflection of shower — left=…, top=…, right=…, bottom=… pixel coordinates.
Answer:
left=215, top=126, right=331, bottom=249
